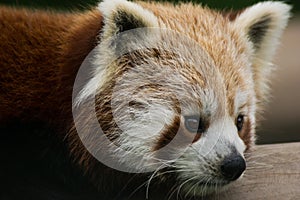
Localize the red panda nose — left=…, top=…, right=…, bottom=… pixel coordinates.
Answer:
left=220, top=153, right=246, bottom=181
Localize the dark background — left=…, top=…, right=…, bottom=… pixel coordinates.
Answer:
left=0, top=0, right=299, bottom=144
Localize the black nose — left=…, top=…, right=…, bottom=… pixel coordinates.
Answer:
left=220, top=154, right=246, bottom=181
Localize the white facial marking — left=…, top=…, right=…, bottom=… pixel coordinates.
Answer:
left=234, top=88, right=249, bottom=115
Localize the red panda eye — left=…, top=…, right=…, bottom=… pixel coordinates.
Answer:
left=184, top=116, right=203, bottom=133
left=236, top=115, right=245, bottom=132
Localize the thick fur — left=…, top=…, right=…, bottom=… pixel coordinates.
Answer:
left=0, top=7, right=102, bottom=130
left=0, top=0, right=290, bottom=198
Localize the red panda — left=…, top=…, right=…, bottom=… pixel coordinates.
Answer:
left=0, top=0, right=291, bottom=199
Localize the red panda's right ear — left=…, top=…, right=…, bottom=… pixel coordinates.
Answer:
left=233, top=2, right=291, bottom=105
left=98, top=0, right=159, bottom=40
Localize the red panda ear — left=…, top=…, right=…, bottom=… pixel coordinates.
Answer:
left=233, top=1, right=291, bottom=104
left=98, top=0, right=159, bottom=40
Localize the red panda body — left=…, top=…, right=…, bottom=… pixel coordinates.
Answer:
left=0, top=7, right=118, bottom=198
left=0, top=7, right=152, bottom=198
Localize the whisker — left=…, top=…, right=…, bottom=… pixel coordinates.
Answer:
left=184, top=180, right=198, bottom=199
left=145, top=163, right=167, bottom=199
left=167, top=183, right=180, bottom=200
left=176, top=177, right=198, bottom=200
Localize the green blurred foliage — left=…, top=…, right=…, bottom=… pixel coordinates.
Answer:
left=0, top=0, right=299, bottom=13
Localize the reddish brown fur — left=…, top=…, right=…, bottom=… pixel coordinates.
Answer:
left=0, top=7, right=102, bottom=132
left=0, top=6, right=111, bottom=189
left=0, top=7, right=71, bottom=124
left=239, top=118, right=253, bottom=151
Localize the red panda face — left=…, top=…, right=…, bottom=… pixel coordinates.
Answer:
left=70, top=0, right=290, bottom=197
left=72, top=30, right=249, bottom=194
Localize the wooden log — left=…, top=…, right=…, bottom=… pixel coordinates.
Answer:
left=208, top=142, right=300, bottom=200
left=123, top=143, right=300, bottom=200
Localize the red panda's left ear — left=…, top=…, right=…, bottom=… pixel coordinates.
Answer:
left=233, top=1, right=291, bottom=104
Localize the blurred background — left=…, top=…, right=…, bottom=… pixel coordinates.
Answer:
left=0, top=0, right=299, bottom=145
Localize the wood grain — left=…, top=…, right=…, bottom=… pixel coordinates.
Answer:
left=208, top=142, right=300, bottom=200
